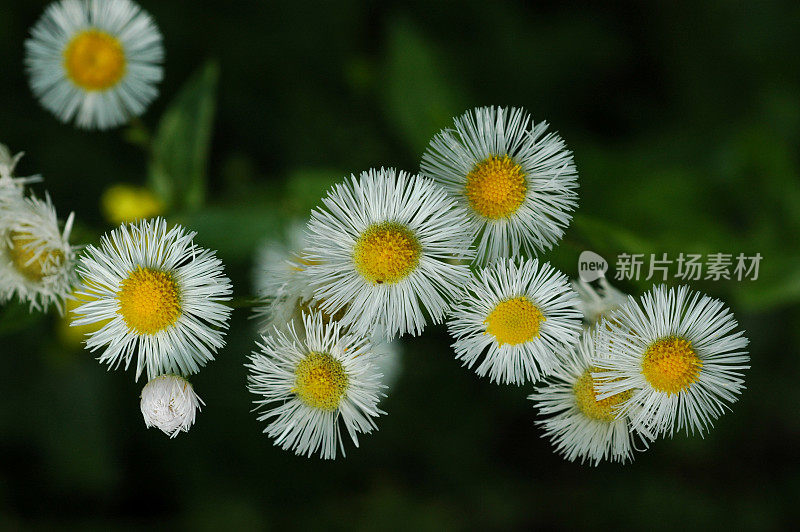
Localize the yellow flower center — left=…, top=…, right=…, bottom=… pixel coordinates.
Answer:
left=8, top=231, right=63, bottom=282
left=573, top=368, right=633, bottom=422
left=465, top=155, right=527, bottom=219
left=641, top=336, right=702, bottom=394
left=353, top=222, right=421, bottom=284
left=484, top=296, right=545, bottom=346
left=117, top=267, right=181, bottom=335
left=293, top=352, right=349, bottom=411
left=63, top=29, right=126, bottom=91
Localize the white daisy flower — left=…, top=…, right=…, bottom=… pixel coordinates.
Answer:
left=572, top=277, right=629, bottom=327
left=0, top=193, right=76, bottom=312
left=594, top=285, right=750, bottom=438
left=256, top=263, right=404, bottom=388
left=259, top=290, right=349, bottom=335
left=257, top=280, right=403, bottom=388
left=246, top=312, right=386, bottom=459
left=421, top=106, right=579, bottom=264
left=304, top=168, right=475, bottom=339
left=72, top=217, right=233, bottom=381
left=529, top=329, right=641, bottom=465
left=0, top=144, right=24, bottom=179
left=140, top=374, right=203, bottom=438
left=25, top=0, right=164, bottom=130
left=252, top=222, right=315, bottom=334
left=447, top=258, right=582, bottom=385
left=0, top=145, right=41, bottom=202
left=373, top=337, right=403, bottom=390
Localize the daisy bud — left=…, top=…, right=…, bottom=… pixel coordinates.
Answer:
left=140, top=375, right=203, bottom=438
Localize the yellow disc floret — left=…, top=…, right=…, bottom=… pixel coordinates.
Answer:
left=117, top=267, right=181, bottom=335
left=484, top=296, right=545, bottom=346
left=293, top=352, right=349, bottom=411
left=8, top=231, right=63, bottom=282
left=573, top=368, right=633, bottom=422
left=465, top=155, right=527, bottom=219
left=63, top=29, right=126, bottom=91
left=641, top=336, right=702, bottom=394
left=353, top=222, right=421, bottom=284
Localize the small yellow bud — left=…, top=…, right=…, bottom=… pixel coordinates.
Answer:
left=101, top=185, right=164, bottom=225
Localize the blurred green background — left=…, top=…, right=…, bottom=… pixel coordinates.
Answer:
left=1, top=0, right=799, bottom=529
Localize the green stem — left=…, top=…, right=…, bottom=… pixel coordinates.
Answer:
left=225, top=297, right=262, bottom=309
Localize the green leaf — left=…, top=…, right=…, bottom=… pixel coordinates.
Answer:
left=172, top=200, right=281, bottom=263
left=572, top=213, right=656, bottom=256
left=148, top=60, right=219, bottom=211
left=0, top=301, right=44, bottom=336
left=284, top=168, right=341, bottom=215
left=733, top=253, right=800, bottom=312
left=381, top=18, right=464, bottom=154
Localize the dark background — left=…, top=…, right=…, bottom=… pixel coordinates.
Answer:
left=1, top=0, right=799, bottom=529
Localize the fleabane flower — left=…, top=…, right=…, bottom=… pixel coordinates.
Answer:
left=573, top=277, right=629, bottom=328
left=0, top=144, right=24, bottom=180
left=304, top=168, right=474, bottom=339
left=140, top=374, right=203, bottom=438
left=447, top=258, right=582, bottom=385
left=257, top=281, right=403, bottom=387
left=594, top=285, right=750, bottom=438
left=529, top=329, right=640, bottom=466
left=25, top=0, right=164, bottom=130
left=246, top=312, right=386, bottom=459
left=421, top=106, right=579, bottom=264
left=0, top=194, right=76, bottom=312
left=0, top=145, right=40, bottom=202
left=72, top=218, right=233, bottom=380
left=256, top=263, right=403, bottom=389
left=372, top=336, right=403, bottom=390
left=252, top=222, right=316, bottom=334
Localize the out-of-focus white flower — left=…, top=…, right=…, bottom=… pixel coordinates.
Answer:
left=25, top=0, right=164, bottom=129
left=572, top=277, right=629, bottom=327
left=0, top=193, right=76, bottom=312
left=0, top=144, right=40, bottom=203
left=252, top=221, right=315, bottom=334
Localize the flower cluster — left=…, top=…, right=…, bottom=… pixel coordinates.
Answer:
left=0, top=0, right=751, bottom=462
left=249, top=107, right=585, bottom=458
left=68, top=216, right=232, bottom=437
left=250, top=105, right=749, bottom=463
left=530, top=282, right=749, bottom=465
left=4, top=0, right=214, bottom=439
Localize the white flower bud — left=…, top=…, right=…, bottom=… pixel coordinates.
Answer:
left=140, top=375, right=203, bottom=438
